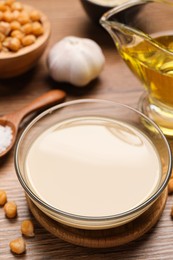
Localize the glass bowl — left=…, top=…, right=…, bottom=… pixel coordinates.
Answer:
left=14, top=99, right=172, bottom=230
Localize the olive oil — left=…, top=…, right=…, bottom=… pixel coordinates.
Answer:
left=119, top=34, right=173, bottom=108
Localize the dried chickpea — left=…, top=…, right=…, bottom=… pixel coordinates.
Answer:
left=18, top=11, right=30, bottom=25
left=3, top=10, right=14, bottom=22
left=0, top=11, right=3, bottom=20
left=10, top=20, right=20, bottom=30
left=168, top=179, right=173, bottom=194
left=8, top=36, right=21, bottom=51
left=11, top=1, right=23, bottom=11
left=21, top=23, right=32, bottom=35
left=21, top=220, right=35, bottom=237
left=2, top=35, right=11, bottom=46
left=12, top=9, right=19, bottom=20
left=0, top=31, right=5, bottom=41
left=0, top=190, right=7, bottom=206
left=11, top=29, right=23, bottom=41
left=0, top=21, right=11, bottom=35
left=9, top=237, right=26, bottom=255
left=32, top=21, right=44, bottom=36
left=5, top=0, right=16, bottom=6
left=2, top=45, right=8, bottom=51
left=0, top=2, right=8, bottom=12
left=21, top=34, right=36, bottom=46
left=4, top=201, right=17, bottom=218
left=30, top=10, right=41, bottom=22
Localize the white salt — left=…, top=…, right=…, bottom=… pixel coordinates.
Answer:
left=0, top=125, right=13, bottom=154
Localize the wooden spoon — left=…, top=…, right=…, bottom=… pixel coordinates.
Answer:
left=0, top=89, right=66, bottom=157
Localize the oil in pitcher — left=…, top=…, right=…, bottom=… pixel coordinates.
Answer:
left=100, top=0, right=173, bottom=136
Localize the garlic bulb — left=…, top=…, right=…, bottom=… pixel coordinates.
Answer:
left=47, top=36, right=105, bottom=87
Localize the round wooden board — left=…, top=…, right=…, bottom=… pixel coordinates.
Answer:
left=26, top=189, right=168, bottom=248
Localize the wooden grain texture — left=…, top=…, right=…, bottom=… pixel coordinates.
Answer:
left=26, top=189, right=168, bottom=249
left=0, top=0, right=173, bottom=259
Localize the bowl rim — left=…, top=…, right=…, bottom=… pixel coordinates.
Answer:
left=81, top=0, right=119, bottom=8
left=14, top=98, right=172, bottom=222
left=0, top=4, right=51, bottom=59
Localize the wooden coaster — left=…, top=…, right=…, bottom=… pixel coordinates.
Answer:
left=26, top=189, right=167, bottom=248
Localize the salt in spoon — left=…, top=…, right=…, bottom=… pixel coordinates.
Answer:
left=0, top=89, right=66, bottom=157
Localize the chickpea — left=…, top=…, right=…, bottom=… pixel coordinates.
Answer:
left=168, top=179, right=173, bottom=194
left=12, top=9, right=19, bottom=20
left=0, top=11, right=3, bottom=20
left=9, top=237, right=26, bottom=255
left=21, top=220, right=35, bottom=237
left=0, top=41, right=2, bottom=51
left=2, top=45, right=8, bottom=52
left=2, top=36, right=11, bottom=46
left=3, top=10, right=14, bottom=22
left=5, top=0, right=16, bottom=6
left=4, top=201, right=17, bottom=218
left=10, top=20, right=20, bottom=30
left=0, top=21, right=11, bottom=35
left=32, top=21, right=44, bottom=36
left=0, top=2, right=8, bottom=12
left=21, top=34, right=36, bottom=46
left=0, top=190, right=7, bottom=206
left=11, top=29, right=23, bottom=41
left=18, top=11, right=30, bottom=25
left=30, top=10, right=41, bottom=22
left=11, top=1, right=23, bottom=11
left=8, top=36, right=21, bottom=51
left=0, top=32, right=5, bottom=41
left=22, top=23, right=32, bottom=35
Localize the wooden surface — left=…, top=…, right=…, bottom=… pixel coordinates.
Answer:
left=0, top=0, right=173, bottom=259
left=27, top=189, right=168, bottom=248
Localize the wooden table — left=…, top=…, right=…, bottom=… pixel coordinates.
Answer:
left=0, top=0, right=173, bottom=259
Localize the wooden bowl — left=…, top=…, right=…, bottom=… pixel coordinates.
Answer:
left=0, top=5, right=51, bottom=78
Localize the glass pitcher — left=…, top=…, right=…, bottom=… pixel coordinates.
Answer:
left=100, top=0, right=173, bottom=136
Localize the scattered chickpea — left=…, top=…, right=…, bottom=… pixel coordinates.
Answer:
left=10, top=20, right=20, bottom=30
left=22, top=34, right=36, bottom=46
left=9, top=237, right=26, bottom=255
left=4, top=201, right=17, bottom=218
left=168, top=179, right=173, bottom=194
left=32, top=21, right=44, bottom=36
left=21, top=220, right=35, bottom=237
left=0, top=190, right=7, bottom=206
left=30, top=10, right=41, bottom=22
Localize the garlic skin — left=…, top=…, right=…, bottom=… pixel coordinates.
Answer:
left=47, top=36, right=105, bottom=87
